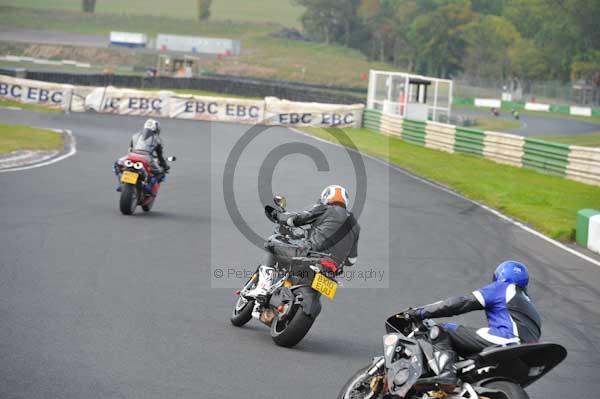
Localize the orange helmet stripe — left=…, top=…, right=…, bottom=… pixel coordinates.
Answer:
left=329, top=187, right=346, bottom=205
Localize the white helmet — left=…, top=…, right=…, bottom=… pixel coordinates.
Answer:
left=143, top=118, right=160, bottom=135
left=320, top=185, right=349, bottom=207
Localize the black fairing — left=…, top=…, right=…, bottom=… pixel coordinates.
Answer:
left=460, top=343, right=567, bottom=387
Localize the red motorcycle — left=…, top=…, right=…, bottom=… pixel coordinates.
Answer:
left=113, top=153, right=176, bottom=215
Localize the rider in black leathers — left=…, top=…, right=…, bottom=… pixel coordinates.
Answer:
left=248, top=185, right=360, bottom=298
left=273, top=196, right=360, bottom=267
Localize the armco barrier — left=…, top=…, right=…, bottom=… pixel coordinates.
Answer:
left=402, top=119, right=426, bottom=146
left=567, top=146, right=600, bottom=186
left=424, top=121, right=455, bottom=153
left=454, top=126, right=485, bottom=156
left=362, top=109, right=600, bottom=186
left=380, top=112, right=403, bottom=137
left=523, top=138, right=569, bottom=176
left=363, top=109, right=382, bottom=132
left=483, top=131, right=524, bottom=167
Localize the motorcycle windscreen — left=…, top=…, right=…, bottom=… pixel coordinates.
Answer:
left=471, top=343, right=567, bottom=387
left=385, top=313, right=412, bottom=335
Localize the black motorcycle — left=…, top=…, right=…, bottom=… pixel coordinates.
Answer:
left=338, top=312, right=567, bottom=399
left=230, top=195, right=340, bottom=348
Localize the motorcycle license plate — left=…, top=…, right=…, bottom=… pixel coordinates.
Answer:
left=121, top=171, right=138, bottom=184
left=311, top=272, right=337, bottom=300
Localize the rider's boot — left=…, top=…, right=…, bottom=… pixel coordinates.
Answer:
left=432, top=327, right=459, bottom=385
left=113, top=163, right=122, bottom=192
left=419, top=325, right=459, bottom=386
left=244, top=265, right=275, bottom=299
left=433, top=349, right=459, bottom=385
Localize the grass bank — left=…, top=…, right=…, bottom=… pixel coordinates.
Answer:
left=0, top=123, right=63, bottom=154
left=472, top=117, right=520, bottom=132
left=0, top=6, right=394, bottom=86
left=539, top=132, right=600, bottom=147
left=0, top=0, right=304, bottom=28
left=303, top=127, right=600, bottom=242
left=453, top=103, right=600, bottom=125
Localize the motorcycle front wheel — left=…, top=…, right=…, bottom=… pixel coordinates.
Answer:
left=230, top=275, right=257, bottom=327
left=270, top=305, right=315, bottom=348
left=119, top=183, right=138, bottom=215
left=230, top=295, right=254, bottom=327
left=338, top=365, right=382, bottom=399
left=142, top=197, right=155, bottom=212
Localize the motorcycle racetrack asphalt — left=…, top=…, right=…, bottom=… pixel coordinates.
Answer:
left=1, top=109, right=599, bottom=399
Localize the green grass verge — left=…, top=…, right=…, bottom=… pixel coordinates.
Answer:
left=0, top=98, right=61, bottom=113
left=0, top=0, right=304, bottom=28
left=473, top=117, right=520, bottom=132
left=158, top=89, right=259, bottom=100
left=453, top=103, right=600, bottom=125
left=538, top=132, right=600, bottom=147
left=303, top=127, right=600, bottom=242
left=0, top=123, right=63, bottom=154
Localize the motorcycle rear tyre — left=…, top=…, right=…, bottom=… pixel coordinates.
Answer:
left=270, top=305, right=315, bottom=348
left=120, top=183, right=138, bottom=215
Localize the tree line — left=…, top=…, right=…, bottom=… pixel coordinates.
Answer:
left=294, top=0, right=600, bottom=84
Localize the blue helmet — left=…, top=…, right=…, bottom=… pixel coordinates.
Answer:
left=493, top=261, right=529, bottom=288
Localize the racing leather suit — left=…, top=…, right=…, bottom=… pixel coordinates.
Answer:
left=415, top=281, right=542, bottom=356
left=267, top=203, right=360, bottom=269
left=129, top=130, right=167, bottom=175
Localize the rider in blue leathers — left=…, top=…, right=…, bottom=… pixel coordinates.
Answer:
left=405, top=261, right=541, bottom=384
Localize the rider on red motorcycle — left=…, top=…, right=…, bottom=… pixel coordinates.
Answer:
left=115, top=119, right=169, bottom=192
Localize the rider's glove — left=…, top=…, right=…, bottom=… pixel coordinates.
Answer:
left=277, top=212, right=294, bottom=226
left=404, top=308, right=422, bottom=320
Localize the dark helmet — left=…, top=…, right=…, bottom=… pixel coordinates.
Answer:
left=143, top=119, right=160, bottom=138
left=493, top=260, right=529, bottom=288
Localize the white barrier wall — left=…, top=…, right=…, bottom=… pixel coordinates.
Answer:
left=570, top=106, right=592, bottom=117
left=525, top=102, right=550, bottom=112
left=264, top=97, right=362, bottom=127
left=0, top=75, right=71, bottom=109
left=0, top=75, right=363, bottom=127
left=474, top=98, right=501, bottom=108
left=86, top=87, right=172, bottom=117
left=170, top=95, right=264, bottom=123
